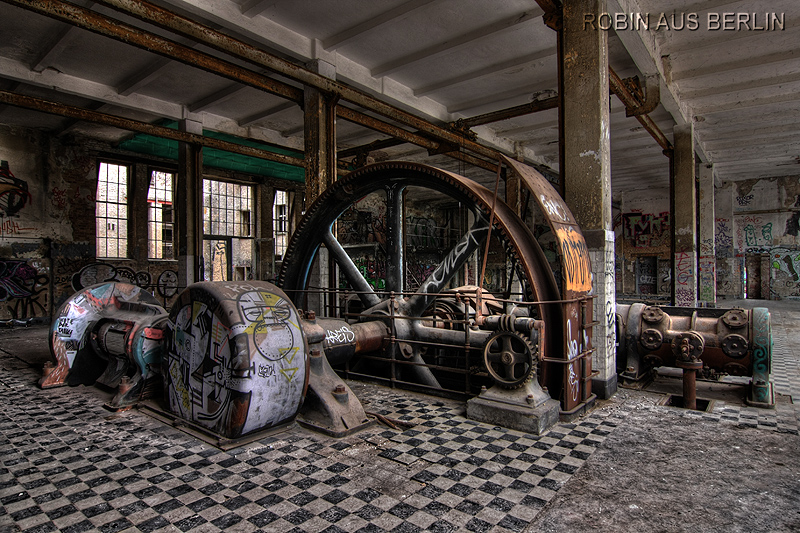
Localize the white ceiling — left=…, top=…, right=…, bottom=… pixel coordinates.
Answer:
left=0, top=0, right=798, bottom=198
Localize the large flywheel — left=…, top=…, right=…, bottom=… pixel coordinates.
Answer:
left=277, top=162, right=563, bottom=394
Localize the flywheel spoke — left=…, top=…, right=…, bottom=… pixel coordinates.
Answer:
left=401, top=212, right=489, bottom=317
left=322, top=229, right=381, bottom=308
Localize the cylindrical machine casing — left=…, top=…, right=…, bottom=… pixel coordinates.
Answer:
left=163, top=281, right=309, bottom=439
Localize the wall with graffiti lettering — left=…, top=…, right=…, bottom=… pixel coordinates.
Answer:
left=0, top=125, right=187, bottom=320
left=728, top=176, right=800, bottom=300
left=613, top=189, right=671, bottom=299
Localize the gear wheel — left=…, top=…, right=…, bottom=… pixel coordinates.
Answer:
left=483, top=331, right=537, bottom=389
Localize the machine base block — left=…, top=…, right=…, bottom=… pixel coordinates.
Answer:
left=466, top=385, right=560, bottom=435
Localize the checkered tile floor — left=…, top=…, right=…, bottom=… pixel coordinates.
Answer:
left=1, top=301, right=799, bottom=533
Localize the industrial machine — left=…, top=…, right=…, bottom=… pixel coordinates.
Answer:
left=616, top=303, right=773, bottom=409
left=40, top=160, right=774, bottom=443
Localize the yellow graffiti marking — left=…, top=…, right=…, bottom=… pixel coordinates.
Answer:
left=169, top=360, right=190, bottom=411
left=283, top=346, right=299, bottom=364
left=280, top=367, right=298, bottom=382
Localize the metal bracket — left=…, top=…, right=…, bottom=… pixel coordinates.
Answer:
left=296, top=348, right=375, bottom=437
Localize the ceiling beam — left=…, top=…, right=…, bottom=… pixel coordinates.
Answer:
left=671, top=53, right=800, bottom=83
left=370, top=9, right=543, bottom=77
left=0, top=89, right=305, bottom=167
left=322, top=0, right=436, bottom=51
left=77, top=0, right=526, bottom=165
left=239, top=0, right=273, bottom=18
left=188, top=83, right=249, bottom=113
left=414, top=50, right=556, bottom=97
left=238, top=101, right=297, bottom=127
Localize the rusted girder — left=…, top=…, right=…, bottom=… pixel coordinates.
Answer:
left=455, top=96, right=560, bottom=129
left=4, top=0, right=304, bottom=104
left=609, top=67, right=672, bottom=152
left=87, top=0, right=510, bottom=165
left=0, top=90, right=305, bottom=168
left=337, top=106, right=500, bottom=174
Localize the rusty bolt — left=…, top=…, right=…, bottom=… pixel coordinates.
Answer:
left=310, top=349, right=322, bottom=357
left=333, top=385, right=346, bottom=394
left=306, top=310, right=316, bottom=320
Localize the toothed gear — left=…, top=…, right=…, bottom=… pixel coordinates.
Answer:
left=483, top=330, right=537, bottom=389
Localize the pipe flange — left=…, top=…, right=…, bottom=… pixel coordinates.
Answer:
left=483, top=331, right=537, bottom=389
left=672, top=331, right=704, bottom=362
left=721, top=309, right=748, bottom=329
left=721, top=334, right=749, bottom=359
left=641, top=306, right=665, bottom=324
left=639, top=328, right=663, bottom=351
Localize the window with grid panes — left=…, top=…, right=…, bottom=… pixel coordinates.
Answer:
left=96, top=162, right=128, bottom=258
left=202, top=179, right=254, bottom=281
left=147, top=170, right=174, bottom=259
left=273, top=190, right=289, bottom=260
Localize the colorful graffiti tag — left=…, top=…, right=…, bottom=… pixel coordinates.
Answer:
left=622, top=212, right=670, bottom=248
left=164, top=283, right=306, bottom=438
left=0, top=162, right=31, bottom=217
left=0, top=259, right=49, bottom=319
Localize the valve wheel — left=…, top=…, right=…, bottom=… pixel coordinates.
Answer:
left=483, top=331, right=536, bottom=389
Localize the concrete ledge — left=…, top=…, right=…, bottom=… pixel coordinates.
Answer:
left=593, top=373, right=618, bottom=400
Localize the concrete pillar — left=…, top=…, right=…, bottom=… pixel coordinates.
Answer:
left=257, top=184, right=275, bottom=281
left=698, top=164, right=716, bottom=305
left=562, top=0, right=616, bottom=399
left=176, top=118, right=203, bottom=288
left=672, top=123, right=697, bottom=307
left=714, top=182, right=739, bottom=300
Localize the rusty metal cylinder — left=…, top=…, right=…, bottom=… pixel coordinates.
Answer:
left=314, top=318, right=389, bottom=366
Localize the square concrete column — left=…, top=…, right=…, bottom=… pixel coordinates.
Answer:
left=176, top=118, right=203, bottom=288
left=562, top=0, right=616, bottom=399
left=698, top=164, right=716, bottom=305
left=672, top=123, right=697, bottom=306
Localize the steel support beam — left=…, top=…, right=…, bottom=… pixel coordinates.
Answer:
left=84, top=0, right=510, bottom=164
left=0, top=90, right=306, bottom=168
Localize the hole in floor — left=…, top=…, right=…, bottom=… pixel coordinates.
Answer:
left=661, top=395, right=714, bottom=412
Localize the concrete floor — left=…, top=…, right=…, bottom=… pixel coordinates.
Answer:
left=1, top=299, right=799, bottom=533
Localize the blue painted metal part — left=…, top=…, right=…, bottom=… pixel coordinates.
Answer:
left=748, top=307, right=774, bottom=408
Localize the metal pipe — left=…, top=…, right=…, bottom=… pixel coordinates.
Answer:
left=0, top=90, right=305, bottom=168
left=609, top=67, right=672, bottom=152
left=682, top=367, right=697, bottom=410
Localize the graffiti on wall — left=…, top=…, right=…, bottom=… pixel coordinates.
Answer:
left=699, top=256, right=716, bottom=302
left=0, top=259, right=49, bottom=319
left=338, top=208, right=386, bottom=246
left=736, top=215, right=775, bottom=250
left=715, top=218, right=733, bottom=257
left=0, top=163, right=31, bottom=218
left=407, top=215, right=447, bottom=250
left=770, top=248, right=800, bottom=299
left=675, top=250, right=696, bottom=306
left=69, top=262, right=178, bottom=302
left=622, top=212, right=670, bottom=248
left=72, top=262, right=151, bottom=291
